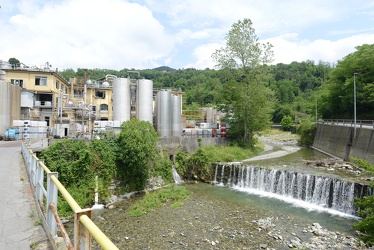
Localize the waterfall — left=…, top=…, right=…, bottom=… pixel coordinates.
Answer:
left=214, top=163, right=372, bottom=216
left=172, top=166, right=183, bottom=184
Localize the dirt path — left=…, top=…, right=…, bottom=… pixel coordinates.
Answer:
left=243, top=132, right=301, bottom=162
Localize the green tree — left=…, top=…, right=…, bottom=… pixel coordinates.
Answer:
left=321, top=44, right=374, bottom=119
left=212, top=18, right=275, bottom=146
left=116, top=119, right=159, bottom=191
left=280, top=115, right=293, bottom=131
left=8, top=57, right=20, bottom=67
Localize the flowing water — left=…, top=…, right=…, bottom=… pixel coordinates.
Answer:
left=208, top=146, right=373, bottom=235
left=187, top=183, right=357, bottom=235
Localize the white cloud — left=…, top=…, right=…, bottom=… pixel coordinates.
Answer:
left=185, top=43, right=222, bottom=69
left=186, top=33, right=374, bottom=69
left=1, top=0, right=175, bottom=70
left=1, top=0, right=373, bottom=70
left=268, top=33, right=374, bottom=64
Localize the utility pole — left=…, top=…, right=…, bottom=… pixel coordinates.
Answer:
left=353, top=72, right=359, bottom=138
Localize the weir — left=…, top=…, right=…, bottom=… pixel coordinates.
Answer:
left=214, top=163, right=372, bottom=216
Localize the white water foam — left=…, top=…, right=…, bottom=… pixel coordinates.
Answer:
left=232, top=186, right=359, bottom=219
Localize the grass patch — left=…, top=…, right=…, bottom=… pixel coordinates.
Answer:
left=200, top=145, right=262, bottom=162
left=350, top=157, right=374, bottom=175
left=170, top=201, right=184, bottom=208
left=129, top=185, right=191, bottom=217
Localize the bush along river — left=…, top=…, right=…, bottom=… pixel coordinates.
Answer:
left=91, top=138, right=372, bottom=249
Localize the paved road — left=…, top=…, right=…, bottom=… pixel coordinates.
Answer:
left=0, top=141, right=50, bottom=249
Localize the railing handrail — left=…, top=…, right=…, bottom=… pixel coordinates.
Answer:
left=318, top=119, right=374, bottom=129
left=22, top=142, right=118, bottom=250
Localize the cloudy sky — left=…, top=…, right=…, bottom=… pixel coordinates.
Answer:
left=1, top=0, right=374, bottom=71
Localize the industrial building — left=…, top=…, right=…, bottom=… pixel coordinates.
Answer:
left=0, top=60, right=184, bottom=139
left=0, top=60, right=228, bottom=142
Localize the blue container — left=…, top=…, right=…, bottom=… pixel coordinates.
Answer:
left=5, top=128, right=20, bottom=140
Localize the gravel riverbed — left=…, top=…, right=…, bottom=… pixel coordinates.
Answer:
left=90, top=183, right=368, bottom=250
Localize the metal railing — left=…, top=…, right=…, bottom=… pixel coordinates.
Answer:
left=319, top=119, right=374, bottom=129
left=21, top=142, right=118, bottom=250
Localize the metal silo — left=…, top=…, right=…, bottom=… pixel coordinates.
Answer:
left=156, top=90, right=171, bottom=137
left=171, top=94, right=182, bottom=136
left=0, top=81, right=11, bottom=134
left=136, top=79, right=153, bottom=123
left=112, top=78, right=131, bottom=125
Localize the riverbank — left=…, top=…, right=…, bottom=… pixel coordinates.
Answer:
left=243, top=132, right=301, bottom=162
left=91, top=183, right=367, bottom=249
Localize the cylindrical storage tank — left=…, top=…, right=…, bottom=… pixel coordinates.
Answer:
left=156, top=90, right=171, bottom=137
left=136, top=79, right=153, bottom=123
left=0, top=70, right=5, bottom=81
left=0, top=81, right=11, bottom=134
left=112, top=78, right=131, bottom=124
left=206, top=107, right=213, bottom=124
left=171, top=94, right=182, bottom=136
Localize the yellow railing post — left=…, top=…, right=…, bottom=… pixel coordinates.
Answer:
left=74, top=208, right=92, bottom=250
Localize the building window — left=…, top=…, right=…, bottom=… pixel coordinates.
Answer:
left=74, top=90, right=82, bottom=98
left=96, top=91, right=106, bottom=99
left=35, top=76, right=47, bottom=86
left=56, top=81, right=59, bottom=89
left=11, top=79, right=24, bottom=88
left=100, top=104, right=108, bottom=111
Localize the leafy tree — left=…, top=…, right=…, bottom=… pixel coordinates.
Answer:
left=212, top=18, right=275, bottom=146
left=280, top=115, right=293, bottom=131
left=116, top=119, right=159, bottom=191
left=8, top=57, right=20, bottom=67
left=321, top=44, right=374, bottom=119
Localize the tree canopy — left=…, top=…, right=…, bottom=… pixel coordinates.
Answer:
left=212, top=18, right=275, bottom=146
left=116, top=119, right=159, bottom=191
left=321, top=44, right=374, bottom=119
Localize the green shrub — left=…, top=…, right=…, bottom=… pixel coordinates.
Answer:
left=354, top=193, right=374, bottom=246
left=350, top=157, right=374, bottom=175
left=280, top=115, right=293, bottom=131
left=297, top=121, right=316, bottom=146
left=150, top=152, right=173, bottom=184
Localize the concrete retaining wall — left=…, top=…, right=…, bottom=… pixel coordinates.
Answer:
left=313, top=124, right=374, bottom=164
left=157, top=137, right=228, bottom=155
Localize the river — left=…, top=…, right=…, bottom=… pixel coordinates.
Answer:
left=91, top=138, right=370, bottom=249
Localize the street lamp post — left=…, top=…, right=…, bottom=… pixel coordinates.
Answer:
left=353, top=72, right=359, bottom=138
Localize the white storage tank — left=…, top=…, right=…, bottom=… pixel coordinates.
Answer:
left=112, top=78, right=131, bottom=124
left=171, top=94, right=182, bottom=136
left=156, top=90, right=171, bottom=137
left=113, top=120, right=121, bottom=128
left=136, top=79, right=153, bottom=123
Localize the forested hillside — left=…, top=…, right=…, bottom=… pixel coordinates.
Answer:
left=59, top=44, right=374, bottom=124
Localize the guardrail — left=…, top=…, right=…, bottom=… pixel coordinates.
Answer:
left=21, top=142, right=118, bottom=250
left=319, top=119, right=374, bottom=129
